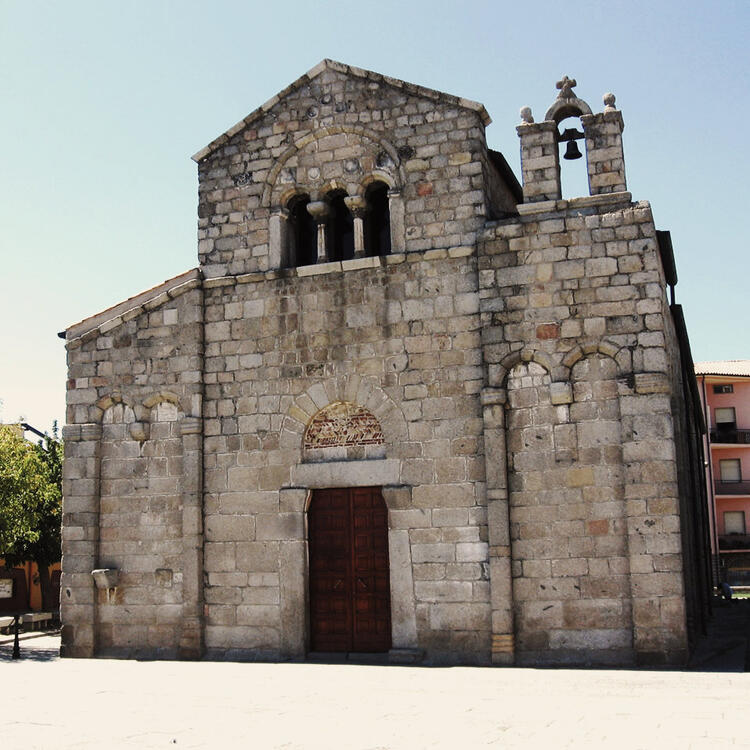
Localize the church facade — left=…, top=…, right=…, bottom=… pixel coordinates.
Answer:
left=60, top=61, right=710, bottom=666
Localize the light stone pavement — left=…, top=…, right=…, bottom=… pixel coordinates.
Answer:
left=1, top=634, right=749, bottom=750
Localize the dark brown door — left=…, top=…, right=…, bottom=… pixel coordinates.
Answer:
left=308, top=487, right=391, bottom=652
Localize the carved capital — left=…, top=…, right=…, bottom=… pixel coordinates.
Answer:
left=306, top=201, right=330, bottom=223
left=344, top=195, right=368, bottom=219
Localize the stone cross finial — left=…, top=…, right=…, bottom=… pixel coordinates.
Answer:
left=556, top=76, right=577, bottom=100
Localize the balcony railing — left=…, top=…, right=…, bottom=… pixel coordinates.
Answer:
left=710, top=428, right=750, bottom=444
left=715, top=479, right=750, bottom=495
left=719, top=534, right=750, bottom=551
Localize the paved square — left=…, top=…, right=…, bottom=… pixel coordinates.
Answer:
left=2, top=634, right=749, bottom=749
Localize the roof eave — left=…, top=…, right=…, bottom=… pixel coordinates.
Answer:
left=64, top=268, right=201, bottom=342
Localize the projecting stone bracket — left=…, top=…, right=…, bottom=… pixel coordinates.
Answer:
left=92, top=568, right=119, bottom=604
left=91, top=568, right=119, bottom=589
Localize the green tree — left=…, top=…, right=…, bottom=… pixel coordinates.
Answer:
left=0, top=423, right=62, bottom=610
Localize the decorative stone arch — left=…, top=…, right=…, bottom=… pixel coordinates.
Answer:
left=544, top=95, right=593, bottom=124
left=280, top=375, right=408, bottom=452
left=142, top=390, right=183, bottom=411
left=264, top=125, right=404, bottom=207
left=94, top=392, right=136, bottom=421
left=317, top=178, right=354, bottom=203
left=138, top=391, right=185, bottom=443
left=358, top=170, right=397, bottom=193
left=560, top=339, right=631, bottom=380
left=303, top=401, right=385, bottom=463
left=266, top=127, right=406, bottom=265
left=278, top=186, right=309, bottom=208
left=495, top=347, right=557, bottom=387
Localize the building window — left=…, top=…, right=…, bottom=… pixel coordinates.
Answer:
left=719, top=458, right=742, bottom=483
left=326, top=190, right=354, bottom=262
left=724, top=511, right=746, bottom=535
left=287, top=194, right=317, bottom=268
left=713, top=384, right=734, bottom=394
left=715, top=407, right=737, bottom=442
left=364, top=182, right=391, bottom=257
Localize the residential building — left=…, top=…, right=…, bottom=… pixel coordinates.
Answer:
left=696, top=360, right=750, bottom=587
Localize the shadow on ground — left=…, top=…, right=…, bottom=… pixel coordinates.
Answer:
left=2, top=608, right=748, bottom=671
left=688, top=596, right=750, bottom=672
left=0, top=630, right=61, bottom=662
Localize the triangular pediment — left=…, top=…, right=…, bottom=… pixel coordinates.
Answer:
left=192, top=59, right=490, bottom=163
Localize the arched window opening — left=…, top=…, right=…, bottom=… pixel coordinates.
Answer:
left=326, top=190, right=354, bottom=262
left=287, top=194, right=317, bottom=268
left=364, top=182, right=391, bottom=257
left=557, top=116, right=588, bottom=199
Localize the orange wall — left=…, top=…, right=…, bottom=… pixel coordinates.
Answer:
left=0, top=559, right=61, bottom=611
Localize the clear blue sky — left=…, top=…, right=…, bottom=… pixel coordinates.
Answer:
left=1, top=0, right=748, bottom=431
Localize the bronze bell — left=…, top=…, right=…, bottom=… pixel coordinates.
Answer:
left=563, top=139, right=583, bottom=160
left=559, top=127, right=584, bottom=160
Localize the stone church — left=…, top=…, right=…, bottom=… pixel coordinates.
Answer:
left=60, top=60, right=711, bottom=666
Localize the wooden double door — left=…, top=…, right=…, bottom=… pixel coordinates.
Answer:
left=308, top=487, right=392, bottom=653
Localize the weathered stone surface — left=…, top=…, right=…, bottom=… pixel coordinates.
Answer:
left=61, top=62, right=703, bottom=667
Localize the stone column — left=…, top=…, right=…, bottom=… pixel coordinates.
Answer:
left=581, top=98, right=627, bottom=195
left=60, top=422, right=102, bottom=658
left=268, top=208, right=289, bottom=269
left=344, top=196, right=367, bottom=258
left=516, top=120, right=561, bottom=203
left=387, top=189, right=405, bottom=254
left=278, top=487, right=308, bottom=659
left=306, top=201, right=330, bottom=263
left=179, top=416, right=204, bottom=659
left=480, top=387, right=515, bottom=665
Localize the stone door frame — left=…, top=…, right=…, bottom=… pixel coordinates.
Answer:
left=278, top=458, right=418, bottom=659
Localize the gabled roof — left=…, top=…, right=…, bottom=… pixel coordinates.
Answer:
left=192, top=59, right=491, bottom=163
left=63, top=268, right=201, bottom=343
left=694, top=360, right=750, bottom=377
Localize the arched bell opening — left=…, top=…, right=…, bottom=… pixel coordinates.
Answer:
left=557, top=115, right=589, bottom=199
left=543, top=77, right=594, bottom=201
left=363, top=181, right=391, bottom=257
left=326, top=189, right=355, bottom=262
left=286, top=194, right=317, bottom=268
